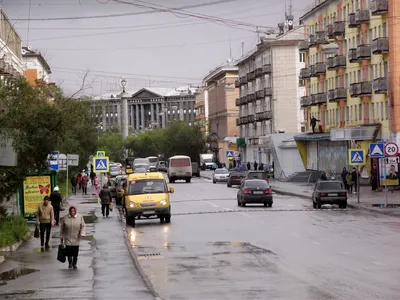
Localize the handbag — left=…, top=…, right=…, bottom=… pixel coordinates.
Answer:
left=57, top=245, right=66, bottom=263
left=109, top=203, right=113, bottom=211
left=34, top=225, right=40, bottom=238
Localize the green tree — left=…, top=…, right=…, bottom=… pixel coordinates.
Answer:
left=98, top=131, right=125, bottom=162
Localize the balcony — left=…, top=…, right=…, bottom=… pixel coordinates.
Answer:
left=333, top=55, right=347, bottom=68
left=247, top=93, right=256, bottom=103
left=350, top=82, right=372, bottom=97
left=333, top=21, right=345, bottom=36
left=300, top=96, right=312, bottom=107
left=242, top=96, right=248, bottom=105
left=356, top=45, right=371, bottom=60
left=327, top=57, right=335, bottom=70
left=315, top=62, right=326, bottom=75
left=300, top=67, right=311, bottom=79
left=298, top=40, right=310, bottom=52
left=355, top=9, right=370, bottom=24
left=371, top=37, right=389, bottom=54
left=309, top=65, right=318, bottom=77
left=348, top=48, right=358, bottom=63
left=247, top=71, right=255, bottom=82
left=264, top=87, right=272, bottom=97
left=348, top=13, right=358, bottom=28
left=313, top=93, right=327, bottom=105
left=370, top=0, right=388, bottom=15
left=263, top=111, right=273, bottom=120
left=255, top=112, right=264, bottom=121
left=256, top=89, right=265, bottom=99
left=235, top=98, right=241, bottom=106
left=373, top=77, right=388, bottom=94
left=315, top=31, right=327, bottom=44
left=248, top=114, right=255, bottom=123
left=309, top=34, right=317, bottom=47
left=328, top=89, right=335, bottom=101
left=326, top=25, right=334, bottom=39
left=242, top=116, right=249, bottom=124
left=240, top=76, right=247, bottom=85
left=255, top=67, right=263, bottom=77
left=234, top=80, right=240, bottom=88
left=262, top=64, right=272, bottom=75
left=334, top=88, right=347, bottom=101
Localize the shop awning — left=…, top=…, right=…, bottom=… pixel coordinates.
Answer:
left=293, top=133, right=331, bottom=141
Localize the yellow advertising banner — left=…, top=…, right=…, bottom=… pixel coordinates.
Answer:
left=23, top=176, right=51, bottom=215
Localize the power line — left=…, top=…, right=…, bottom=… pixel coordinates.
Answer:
left=42, top=35, right=255, bottom=51
left=6, top=0, right=235, bottom=21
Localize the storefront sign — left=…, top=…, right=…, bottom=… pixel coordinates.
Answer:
left=23, top=176, right=51, bottom=216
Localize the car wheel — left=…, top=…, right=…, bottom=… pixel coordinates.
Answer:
left=227, top=183, right=231, bottom=187
left=317, top=203, right=322, bottom=209
left=165, top=215, right=171, bottom=223
left=213, top=180, right=216, bottom=184
left=313, top=201, right=317, bottom=209
left=342, top=202, right=347, bottom=209
left=242, top=202, right=246, bottom=207
left=160, top=217, right=165, bottom=223
left=186, top=178, right=191, bottom=183
left=237, top=200, right=241, bottom=206
left=264, top=202, right=268, bottom=207
left=126, top=216, right=135, bottom=227
left=269, top=203, right=273, bottom=208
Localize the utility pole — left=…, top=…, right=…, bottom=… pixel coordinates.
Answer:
left=120, top=78, right=129, bottom=141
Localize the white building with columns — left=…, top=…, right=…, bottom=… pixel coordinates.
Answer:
left=91, top=86, right=198, bottom=132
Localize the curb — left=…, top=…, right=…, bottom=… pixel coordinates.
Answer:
left=0, top=231, right=32, bottom=252
left=116, top=207, right=162, bottom=300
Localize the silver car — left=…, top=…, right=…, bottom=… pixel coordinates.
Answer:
left=213, top=168, right=229, bottom=184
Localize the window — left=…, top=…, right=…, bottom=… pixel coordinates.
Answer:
left=299, top=52, right=305, bottom=62
left=359, top=103, right=362, bottom=121
left=380, top=102, right=384, bottom=120
left=170, top=158, right=190, bottom=167
left=346, top=106, right=349, bottom=122
left=355, top=105, right=358, bottom=121
left=128, top=179, right=166, bottom=195
left=386, top=100, right=389, bottom=119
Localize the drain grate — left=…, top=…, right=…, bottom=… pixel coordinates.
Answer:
left=137, top=253, right=161, bottom=257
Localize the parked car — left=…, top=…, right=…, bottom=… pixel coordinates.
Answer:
left=237, top=179, right=273, bottom=207
left=115, top=175, right=128, bottom=205
left=213, top=168, right=229, bottom=184
left=191, top=162, right=200, bottom=177
left=227, top=171, right=244, bottom=187
left=312, top=180, right=347, bottom=209
left=157, top=161, right=167, bottom=172
left=107, top=178, right=118, bottom=200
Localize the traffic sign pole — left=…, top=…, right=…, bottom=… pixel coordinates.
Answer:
left=66, top=159, right=69, bottom=203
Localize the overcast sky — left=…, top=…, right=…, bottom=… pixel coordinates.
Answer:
left=1, top=0, right=314, bottom=95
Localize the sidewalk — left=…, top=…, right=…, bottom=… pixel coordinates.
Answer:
left=0, top=184, right=154, bottom=300
left=200, top=171, right=400, bottom=217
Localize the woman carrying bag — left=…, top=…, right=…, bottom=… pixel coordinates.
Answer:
left=60, top=206, right=86, bottom=269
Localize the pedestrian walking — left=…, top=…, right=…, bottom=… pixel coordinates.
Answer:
left=346, top=172, right=354, bottom=194
left=370, top=165, right=378, bottom=191
left=341, top=167, right=348, bottom=191
left=90, top=171, right=95, bottom=185
left=93, top=175, right=99, bottom=191
left=60, top=206, right=86, bottom=269
left=77, top=173, right=82, bottom=190
left=99, top=184, right=112, bottom=218
left=253, top=161, right=258, bottom=171
left=247, top=162, right=251, bottom=170
left=50, top=186, right=62, bottom=226
left=36, top=196, right=55, bottom=249
left=71, top=176, right=77, bottom=194
left=81, top=174, right=89, bottom=195
left=351, top=167, right=358, bottom=194
left=310, top=116, right=320, bottom=133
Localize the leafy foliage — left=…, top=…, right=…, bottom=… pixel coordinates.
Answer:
left=0, top=78, right=97, bottom=204
left=0, top=215, right=30, bottom=247
left=98, top=130, right=126, bottom=163
left=125, top=121, right=206, bottom=162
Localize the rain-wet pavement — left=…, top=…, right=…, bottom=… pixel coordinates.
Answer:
left=125, top=175, right=400, bottom=300
left=0, top=185, right=154, bottom=300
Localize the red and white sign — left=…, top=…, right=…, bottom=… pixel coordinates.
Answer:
left=384, top=142, right=399, bottom=157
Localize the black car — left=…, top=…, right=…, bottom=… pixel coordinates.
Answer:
left=107, top=178, right=118, bottom=200
left=312, top=180, right=347, bottom=209
left=227, top=171, right=244, bottom=187
left=237, top=179, right=273, bottom=207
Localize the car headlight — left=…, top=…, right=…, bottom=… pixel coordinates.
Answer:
left=129, top=202, right=137, bottom=208
left=159, top=199, right=167, bottom=205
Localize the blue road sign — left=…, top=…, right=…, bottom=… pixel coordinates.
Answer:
left=93, top=156, right=109, bottom=173
left=369, top=143, right=385, bottom=158
left=96, top=151, right=106, bottom=157
left=226, top=151, right=233, bottom=158
left=348, top=149, right=365, bottom=166
left=48, top=151, right=59, bottom=171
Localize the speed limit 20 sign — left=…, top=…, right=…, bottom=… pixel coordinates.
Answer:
left=384, top=142, right=399, bottom=157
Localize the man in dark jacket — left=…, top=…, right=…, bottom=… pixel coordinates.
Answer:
left=71, top=176, right=77, bottom=194
left=99, top=184, right=112, bottom=218
left=50, top=186, right=62, bottom=226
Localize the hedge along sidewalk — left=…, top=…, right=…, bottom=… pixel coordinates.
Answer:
left=0, top=215, right=32, bottom=254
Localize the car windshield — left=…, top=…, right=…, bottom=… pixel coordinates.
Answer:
left=318, top=182, right=344, bottom=190
left=134, top=159, right=149, bottom=165
left=128, top=179, right=166, bottom=195
left=215, top=169, right=229, bottom=174
left=204, top=159, right=212, bottom=163
left=247, top=172, right=266, bottom=179
left=148, top=157, right=158, bottom=163
left=110, top=166, right=120, bottom=171
left=245, top=181, right=270, bottom=188
left=230, top=172, right=242, bottom=177
left=134, top=164, right=148, bottom=169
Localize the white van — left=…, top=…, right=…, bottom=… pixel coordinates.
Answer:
left=168, top=155, right=192, bottom=183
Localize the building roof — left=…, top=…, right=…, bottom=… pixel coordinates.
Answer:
left=22, top=47, right=52, bottom=74
left=299, top=0, right=332, bottom=21
left=202, top=61, right=238, bottom=83
left=92, top=86, right=198, bottom=100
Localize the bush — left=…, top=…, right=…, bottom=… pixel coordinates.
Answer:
left=0, top=216, right=30, bottom=247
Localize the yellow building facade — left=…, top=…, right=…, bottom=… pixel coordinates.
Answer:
left=296, top=0, right=396, bottom=174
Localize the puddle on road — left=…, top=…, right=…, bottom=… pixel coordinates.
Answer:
left=83, top=214, right=98, bottom=224
left=0, top=268, right=39, bottom=284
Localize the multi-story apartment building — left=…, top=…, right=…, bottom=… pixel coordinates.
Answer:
left=296, top=0, right=393, bottom=173
left=22, top=46, right=51, bottom=85
left=194, top=88, right=206, bottom=134
left=235, top=27, right=306, bottom=166
left=90, top=87, right=197, bottom=132
left=202, top=62, right=240, bottom=164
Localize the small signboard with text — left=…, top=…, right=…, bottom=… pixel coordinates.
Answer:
left=23, top=176, right=51, bottom=217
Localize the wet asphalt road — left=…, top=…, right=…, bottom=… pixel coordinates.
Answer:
left=127, top=172, right=400, bottom=300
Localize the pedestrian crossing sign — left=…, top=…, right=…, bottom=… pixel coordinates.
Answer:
left=369, top=143, right=385, bottom=158
left=226, top=151, right=234, bottom=158
left=93, top=156, right=109, bottom=173
left=348, top=149, right=365, bottom=166
left=96, top=151, right=106, bottom=157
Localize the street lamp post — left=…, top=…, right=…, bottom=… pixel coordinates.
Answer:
left=120, top=78, right=129, bottom=140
